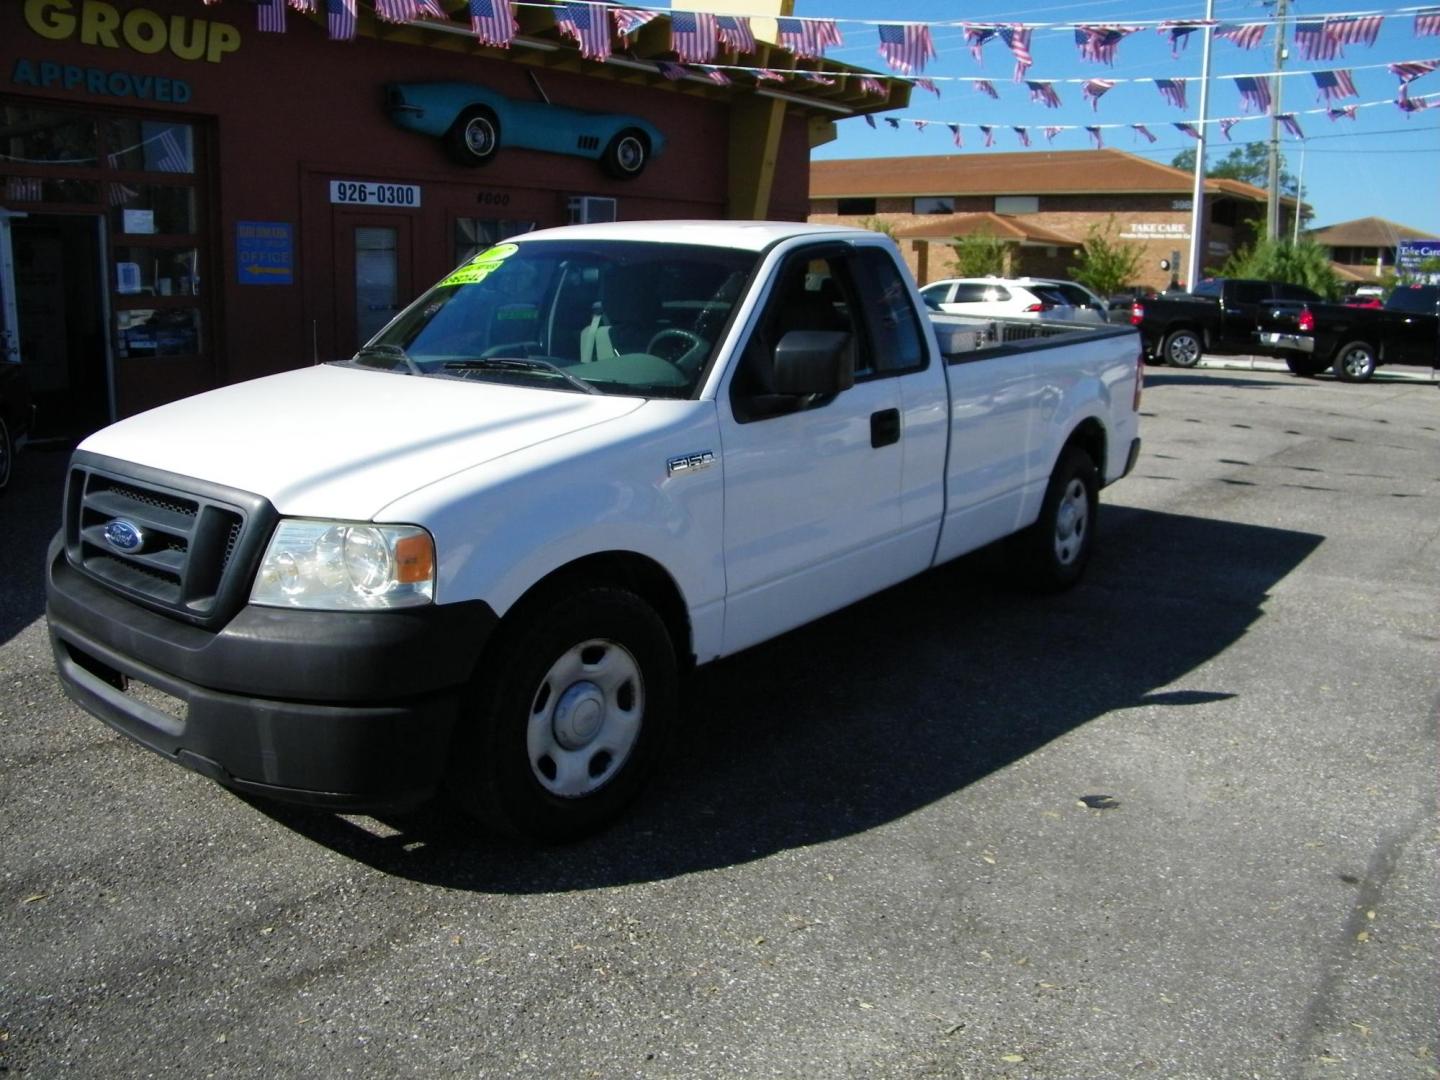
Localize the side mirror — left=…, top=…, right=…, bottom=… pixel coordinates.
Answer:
left=772, top=330, right=854, bottom=396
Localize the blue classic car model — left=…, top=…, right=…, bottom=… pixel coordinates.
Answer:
left=387, top=82, right=665, bottom=179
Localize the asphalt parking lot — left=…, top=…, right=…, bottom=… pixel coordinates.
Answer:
left=2, top=365, right=1437, bottom=1079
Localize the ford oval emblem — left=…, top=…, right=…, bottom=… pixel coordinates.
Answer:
left=103, top=519, right=145, bottom=554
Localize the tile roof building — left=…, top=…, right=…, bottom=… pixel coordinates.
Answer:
left=1305, top=217, right=1440, bottom=283
left=809, top=149, right=1298, bottom=290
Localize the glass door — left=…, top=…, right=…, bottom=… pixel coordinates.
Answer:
left=334, top=215, right=413, bottom=358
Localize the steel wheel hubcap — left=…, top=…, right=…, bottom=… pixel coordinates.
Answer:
left=527, top=638, right=643, bottom=798
left=1054, top=479, right=1088, bottom=566
left=465, top=118, right=495, bottom=155
left=616, top=137, right=643, bottom=170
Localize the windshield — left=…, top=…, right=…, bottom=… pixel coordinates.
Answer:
left=342, top=240, right=758, bottom=398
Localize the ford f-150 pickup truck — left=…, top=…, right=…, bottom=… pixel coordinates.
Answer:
left=46, top=222, right=1143, bottom=842
left=1132, top=277, right=1323, bottom=366
left=1255, top=283, right=1440, bottom=381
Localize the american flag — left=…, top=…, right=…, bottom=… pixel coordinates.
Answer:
left=257, top=0, right=286, bottom=32
left=948, top=124, right=963, bottom=147
left=155, top=128, right=189, bottom=172
left=1398, top=85, right=1434, bottom=111
left=1086, top=126, right=1104, bottom=149
left=1418, top=8, right=1440, bottom=36
left=1235, top=76, right=1272, bottom=114
left=556, top=2, right=612, bottom=62
left=1389, top=60, right=1439, bottom=82
left=755, top=69, right=786, bottom=83
left=4, top=176, right=43, bottom=201
left=611, top=8, right=656, bottom=40
left=912, top=120, right=928, bottom=132
left=655, top=61, right=686, bottom=80
left=716, top=16, right=754, bottom=53
left=1000, top=26, right=1032, bottom=81
left=375, top=0, right=428, bottom=22
left=877, top=24, right=936, bottom=76
left=1313, top=70, right=1358, bottom=102
left=1327, top=105, right=1358, bottom=121
left=1215, top=23, right=1266, bottom=50
left=470, top=0, right=515, bottom=48
left=980, top=125, right=995, bottom=147
left=106, top=182, right=140, bottom=207
left=1044, top=126, right=1062, bottom=144
left=798, top=71, right=836, bottom=87
left=964, top=26, right=998, bottom=64
left=1278, top=114, right=1305, bottom=139
left=1132, top=124, right=1157, bottom=144
left=327, top=0, right=356, bottom=41
left=1013, top=126, right=1031, bottom=147
left=974, top=80, right=998, bottom=100
left=913, top=77, right=940, bottom=98
left=1026, top=80, right=1061, bottom=109
left=1081, top=79, right=1115, bottom=111
left=670, top=12, right=717, bottom=64
left=1294, top=20, right=1338, bottom=62
left=1174, top=122, right=1201, bottom=139
left=288, top=0, right=315, bottom=11
left=858, top=76, right=886, bottom=96
left=701, top=67, right=730, bottom=86
left=777, top=18, right=842, bottom=60
left=1075, top=26, right=1137, bottom=65
left=1326, top=16, right=1383, bottom=49
left=1154, top=78, right=1187, bottom=110
left=1219, top=117, right=1239, bottom=140
left=885, top=118, right=900, bottom=129
left=1158, top=21, right=1212, bottom=58
left=864, top=115, right=876, bottom=129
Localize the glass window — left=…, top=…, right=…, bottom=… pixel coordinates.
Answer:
left=995, top=196, right=1039, bottom=214
left=0, top=104, right=99, bottom=167
left=953, top=283, right=1009, bottom=303
left=453, top=218, right=535, bottom=266
left=101, top=119, right=194, bottom=174
left=114, top=307, right=202, bottom=358
left=108, top=184, right=197, bottom=235
left=854, top=248, right=925, bottom=374
left=920, top=282, right=951, bottom=303
left=2, top=174, right=99, bottom=204
left=355, top=226, right=399, bottom=345
left=837, top=198, right=877, bottom=215
left=913, top=196, right=954, bottom=215
left=1192, top=279, right=1223, bottom=298
left=112, top=246, right=201, bottom=297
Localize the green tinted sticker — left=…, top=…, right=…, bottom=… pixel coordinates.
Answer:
left=438, top=242, right=519, bottom=287
left=478, top=242, right=519, bottom=262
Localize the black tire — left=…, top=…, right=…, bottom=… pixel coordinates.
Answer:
left=0, top=415, right=11, bottom=494
left=1012, top=445, right=1099, bottom=592
left=1285, top=355, right=1329, bottom=377
left=444, top=106, right=500, bottom=167
left=600, top=129, right=649, bottom=179
left=446, top=586, right=677, bottom=843
left=1162, top=328, right=1203, bottom=368
left=1332, top=340, right=1377, bottom=383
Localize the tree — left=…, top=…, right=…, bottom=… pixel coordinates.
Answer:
left=1068, top=216, right=1144, bottom=296
left=951, top=233, right=1009, bottom=277
left=858, top=216, right=897, bottom=240
left=1172, top=143, right=1297, bottom=197
left=1217, top=238, right=1340, bottom=299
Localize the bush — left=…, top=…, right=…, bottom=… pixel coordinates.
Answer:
left=1069, top=216, right=1144, bottom=297
left=1218, top=238, right=1341, bottom=300
left=951, top=233, right=1008, bottom=278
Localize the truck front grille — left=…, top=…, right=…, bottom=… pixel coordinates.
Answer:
left=63, top=454, right=277, bottom=629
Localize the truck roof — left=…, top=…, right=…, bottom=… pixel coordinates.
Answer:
left=515, top=220, right=874, bottom=252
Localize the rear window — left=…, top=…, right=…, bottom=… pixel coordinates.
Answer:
left=1386, top=286, right=1439, bottom=314
left=953, top=283, right=1009, bottom=303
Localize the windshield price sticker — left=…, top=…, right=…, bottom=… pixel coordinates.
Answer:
left=439, top=244, right=520, bottom=288
left=329, top=181, right=422, bottom=208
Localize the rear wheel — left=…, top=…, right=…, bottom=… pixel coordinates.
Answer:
left=447, top=586, right=676, bottom=843
left=1012, top=445, right=1098, bottom=592
left=1333, top=341, right=1377, bottom=383
left=1162, top=328, right=1202, bottom=368
left=601, top=129, right=649, bottom=179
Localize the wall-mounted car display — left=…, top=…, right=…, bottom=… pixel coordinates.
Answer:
left=387, top=82, right=665, bottom=179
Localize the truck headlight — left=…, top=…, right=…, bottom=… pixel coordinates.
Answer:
left=251, top=521, right=435, bottom=610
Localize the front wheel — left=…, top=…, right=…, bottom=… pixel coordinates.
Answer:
left=444, top=106, right=501, bottom=167
left=1162, top=328, right=1203, bottom=368
left=1012, top=445, right=1098, bottom=592
left=1333, top=341, right=1377, bottom=383
left=447, top=586, right=677, bottom=843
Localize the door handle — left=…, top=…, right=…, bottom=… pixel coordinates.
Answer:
left=870, top=408, right=900, bottom=448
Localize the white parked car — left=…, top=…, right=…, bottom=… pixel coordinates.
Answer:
left=920, top=277, right=1108, bottom=324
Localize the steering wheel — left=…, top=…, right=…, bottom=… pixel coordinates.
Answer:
left=646, top=328, right=704, bottom=367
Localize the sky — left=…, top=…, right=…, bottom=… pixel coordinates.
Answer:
left=774, top=0, right=1440, bottom=237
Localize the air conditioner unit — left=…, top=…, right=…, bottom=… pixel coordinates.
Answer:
left=567, top=196, right=616, bottom=224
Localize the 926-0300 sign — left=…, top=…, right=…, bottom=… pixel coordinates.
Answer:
left=329, top=180, right=422, bottom=208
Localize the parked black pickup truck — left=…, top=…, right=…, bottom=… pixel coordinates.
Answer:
left=1132, top=278, right=1324, bottom=367
left=1256, top=284, right=1440, bottom=382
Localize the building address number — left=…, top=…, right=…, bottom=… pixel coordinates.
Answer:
left=329, top=181, right=422, bottom=208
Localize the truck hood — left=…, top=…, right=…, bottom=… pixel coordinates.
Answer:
left=79, top=365, right=646, bottom=518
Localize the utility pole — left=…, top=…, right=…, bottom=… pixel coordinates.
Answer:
left=1265, top=0, right=1288, bottom=240
left=1186, top=0, right=1216, bottom=292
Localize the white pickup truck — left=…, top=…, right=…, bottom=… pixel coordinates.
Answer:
left=47, top=222, right=1142, bottom=841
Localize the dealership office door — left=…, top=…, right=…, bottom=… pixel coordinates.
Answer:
left=334, top=215, right=414, bottom=359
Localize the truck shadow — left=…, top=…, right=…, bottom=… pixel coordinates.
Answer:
left=251, top=506, right=1323, bottom=891
left=0, top=447, right=70, bottom=647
